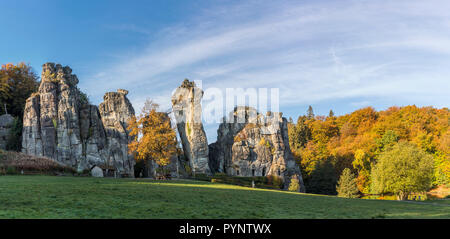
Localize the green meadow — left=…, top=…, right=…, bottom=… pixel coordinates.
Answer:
left=0, top=175, right=448, bottom=219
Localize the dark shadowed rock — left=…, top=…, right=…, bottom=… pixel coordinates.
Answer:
left=0, top=114, right=14, bottom=150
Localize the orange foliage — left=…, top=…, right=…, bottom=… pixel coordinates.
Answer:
left=290, top=105, right=450, bottom=194
left=127, top=101, right=177, bottom=167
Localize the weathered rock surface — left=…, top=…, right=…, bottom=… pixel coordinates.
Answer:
left=22, top=63, right=135, bottom=177
left=91, top=166, right=104, bottom=177
left=0, top=114, right=14, bottom=150
left=172, top=79, right=211, bottom=175
left=209, top=106, right=305, bottom=192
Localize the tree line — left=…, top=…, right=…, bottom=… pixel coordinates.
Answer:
left=288, top=105, right=449, bottom=200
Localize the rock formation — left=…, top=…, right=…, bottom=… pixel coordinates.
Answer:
left=171, top=79, right=211, bottom=175
left=209, top=106, right=305, bottom=192
left=22, top=63, right=135, bottom=177
left=0, top=114, right=14, bottom=150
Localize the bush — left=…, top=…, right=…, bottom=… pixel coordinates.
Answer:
left=194, top=173, right=211, bottom=181
left=267, top=175, right=284, bottom=189
left=288, top=176, right=300, bottom=192
left=0, top=150, right=76, bottom=175
left=6, top=166, right=17, bottom=175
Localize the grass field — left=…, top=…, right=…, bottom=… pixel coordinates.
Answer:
left=0, top=175, right=449, bottom=219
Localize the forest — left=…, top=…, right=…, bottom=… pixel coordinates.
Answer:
left=288, top=105, right=449, bottom=196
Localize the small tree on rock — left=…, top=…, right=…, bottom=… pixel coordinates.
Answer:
left=336, top=168, right=360, bottom=198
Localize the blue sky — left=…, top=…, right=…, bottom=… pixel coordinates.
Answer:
left=1, top=0, right=449, bottom=142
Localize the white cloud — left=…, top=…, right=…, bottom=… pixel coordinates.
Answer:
left=81, top=0, right=450, bottom=141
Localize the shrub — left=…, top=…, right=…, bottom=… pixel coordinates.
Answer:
left=0, top=150, right=75, bottom=175
left=52, top=118, right=57, bottom=128
left=288, top=176, right=300, bottom=192
left=6, top=166, right=17, bottom=175
left=214, top=172, right=227, bottom=178
left=267, top=175, right=284, bottom=189
left=194, top=173, right=211, bottom=181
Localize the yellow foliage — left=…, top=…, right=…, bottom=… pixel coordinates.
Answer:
left=127, top=100, right=177, bottom=167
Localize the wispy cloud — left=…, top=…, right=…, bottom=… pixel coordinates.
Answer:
left=81, top=0, right=450, bottom=141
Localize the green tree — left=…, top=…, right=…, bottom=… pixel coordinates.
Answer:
left=375, top=130, right=399, bottom=154
left=290, top=116, right=312, bottom=150
left=336, top=168, right=360, bottom=198
left=305, top=158, right=338, bottom=195
left=307, top=105, right=314, bottom=119
left=6, top=117, right=23, bottom=151
left=371, top=142, right=434, bottom=200
left=328, top=109, right=335, bottom=117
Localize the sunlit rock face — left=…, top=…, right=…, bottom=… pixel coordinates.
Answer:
left=209, top=106, right=305, bottom=192
left=171, top=79, right=211, bottom=175
left=22, top=63, right=135, bottom=177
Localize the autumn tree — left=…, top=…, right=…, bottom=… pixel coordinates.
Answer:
left=307, top=105, right=314, bottom=119
left=336, top=168, right=360, bottom=198
left=0, top=63, right=39, bottom=151
left=128, top=99, right=177, bottom=179
left=0, top=63, right=39, bottom=117
left=371, top=142, right=434, bottom=200
left=288, top=104, right=449, bottom=196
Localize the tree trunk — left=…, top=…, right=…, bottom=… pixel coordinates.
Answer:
left=143, top=160, right=153, bottom=178
left=397, top=191, right=409, bottom=201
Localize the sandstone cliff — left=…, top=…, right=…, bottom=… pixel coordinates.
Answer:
left=209, top=106, right=305, bottom=192
left=22, top=63, right=135, bottom=177
left=171, top=79, right=211, bottom=175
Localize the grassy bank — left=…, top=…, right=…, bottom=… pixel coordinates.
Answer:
left=0, top=175, right=448, bottom=219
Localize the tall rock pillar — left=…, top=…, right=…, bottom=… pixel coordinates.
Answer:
left=172, top=79, right=211, bottom=175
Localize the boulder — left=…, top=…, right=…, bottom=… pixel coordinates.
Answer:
left=91, top=166, right=104, bottom=178
left=0, top=114, right=14, bottom=150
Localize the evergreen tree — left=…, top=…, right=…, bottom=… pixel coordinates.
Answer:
left=328, top=109, right=335, bottom=117
left=306, top=159, right=337, bottom=195
left=288, top=175, right=300, bottom=192
left=288, top=117, right=293, bottom=124
left=307, top=105, right=314, bottom=119
left=289, top=116, right=312, bottom=149
left=336, top=168, right=360, bottom=198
